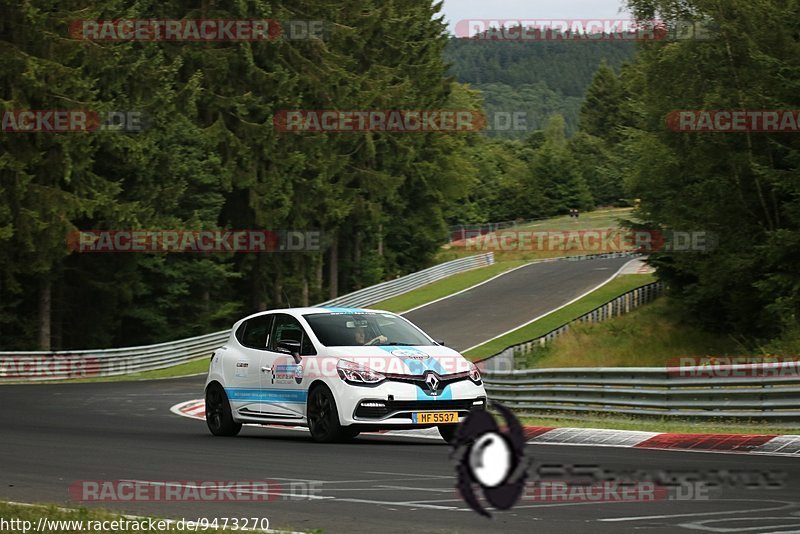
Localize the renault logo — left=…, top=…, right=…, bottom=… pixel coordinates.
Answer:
left=425, top=373, right=440, bottom=393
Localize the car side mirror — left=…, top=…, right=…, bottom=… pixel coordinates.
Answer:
left=277, top=340, right=303, bottom=364
left=436, top=340, right=446, bottom=346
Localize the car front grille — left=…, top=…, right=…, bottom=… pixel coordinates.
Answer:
left=354, top=397, right=486, bottom=420
left=383, top=370, right=476, bottom=397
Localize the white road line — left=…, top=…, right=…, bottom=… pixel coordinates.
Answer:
left=463, top=258, right=638, bottom=353
left=121, top=480, right=333, bottom=501
left=679, top=517, right=800, bottom=533
left=396, top=498, right=464, bottom=504
left=398, top=262, right=535, bottom=314
left=374, top=485, right=453, bottom=493
left=597, top=500, right=797, bottom=522
left=512, top=500, right=649, bottom=510
left=331, top=497, right=462, bottom=510
left=303, top=487, right=437, bottom=493
left=366, top=471, right=452, bottom=479
left=268, top=477, right=450, bottom=485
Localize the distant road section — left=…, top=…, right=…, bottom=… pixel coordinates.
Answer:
left=403, top=256, right=632, bottom=351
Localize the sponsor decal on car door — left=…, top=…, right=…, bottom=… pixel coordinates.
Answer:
left=253, top=314, right=311, bottom=419
left=227, top=314, right=274, bottom=416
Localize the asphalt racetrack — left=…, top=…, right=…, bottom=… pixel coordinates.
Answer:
left=403, top=256, right=632, bottom=351
left=2, top=377, right=799, bottom=533
left=2, top=257, right=799, bottom=533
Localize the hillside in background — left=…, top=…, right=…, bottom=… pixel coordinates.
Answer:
left=444, top=39, right=636, bottom=137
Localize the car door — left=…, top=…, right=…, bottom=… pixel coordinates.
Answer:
left=259, top=313, right=317, bottom=420
left=226, top=314, right=274, bottom=417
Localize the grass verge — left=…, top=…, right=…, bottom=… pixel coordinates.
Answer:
left=516, top=208, right=634, bottom=232
left=465, top=273, right=657, bottom=361
left=438, top=207, right=636, bottom=264
left=373, top=260, right=528, bottom=313
left=519, top=413, right=800, bottom=435
left=530, top=298, right=747, bottom=369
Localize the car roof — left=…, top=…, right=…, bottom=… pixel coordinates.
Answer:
left=237, top=306, right=393, bottom=324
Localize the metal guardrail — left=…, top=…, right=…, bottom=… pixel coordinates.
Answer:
left=0, top=253, right=494, bottom=380
left=479, top=281, right=664, bottom=371
left=0, top=330, right=231, bottom=381
left=0, top=251, right=636, bottom=381
left=320, top=251, right=636, bottom=309
left=319, top=252, right=494, bottom=308
left=483, top=362, right=800, bottom=419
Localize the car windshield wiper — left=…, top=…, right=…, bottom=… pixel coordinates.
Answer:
left=379, top=342, right=416, bottom=346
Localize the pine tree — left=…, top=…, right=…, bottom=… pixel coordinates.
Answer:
left=580, top=60, right=625, bottom=143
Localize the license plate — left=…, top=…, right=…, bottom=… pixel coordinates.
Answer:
left=414, top=411, right=458, bottom=424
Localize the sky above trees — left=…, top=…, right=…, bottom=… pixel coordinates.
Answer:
left=440, top=0, right=629, bottom=34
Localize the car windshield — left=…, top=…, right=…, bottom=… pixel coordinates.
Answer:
left=304, top=312, right=433, bottom=347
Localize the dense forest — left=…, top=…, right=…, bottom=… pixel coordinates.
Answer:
left=456, top=0, right=800, bottom=347
left=621, top=0, right=800, bottom=345
left=444, top=39, right=636, bottom=137
left=0, top=1, right=621, bottom=350
left=2, top=0, right=798, bottom=353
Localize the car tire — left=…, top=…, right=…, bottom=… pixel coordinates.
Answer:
left=437, top=424, right=458, bottom=444
left=307, top=385, right=345, bottom=443
left=206, top=383, right=242, bottom=437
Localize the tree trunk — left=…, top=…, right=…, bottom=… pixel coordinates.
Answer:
left=252, top=256, right=262, bottom=311
left=38, top=278, right=51, bottom=351
left=353, top=234, right=362, bottom=290
left=52, top=277, right=63, bottom=350
left=328, top=235, right=339, bottom=299
left=315, top=256, right=323, bottom=300
left=273, top=271, right=283, bottom=308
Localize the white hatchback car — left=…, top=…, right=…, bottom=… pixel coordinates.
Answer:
left=205, top=307, right=487, bottom=442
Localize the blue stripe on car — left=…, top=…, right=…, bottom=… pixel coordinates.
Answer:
left=373, top=346, right=453, bottom=400
left=320, top=306, right=367, bottom=314
left=226, top=388, right=308, bottom=403
left=417, top=384, right=453, bottom=401
left=376, top=346, right=446, bottom=375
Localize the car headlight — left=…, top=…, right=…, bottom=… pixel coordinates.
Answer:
left=468, top=362, right=482, bottom=384
left=337, top=360, right=385, bottom=385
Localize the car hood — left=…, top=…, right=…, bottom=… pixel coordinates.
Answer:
left=322, top=345, right=471, bottom=376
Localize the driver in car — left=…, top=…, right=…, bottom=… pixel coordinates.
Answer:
left=353, top=326, right=387, bottom=346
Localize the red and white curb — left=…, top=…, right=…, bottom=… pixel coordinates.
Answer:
left=520, top=427, right=800, bottom=457
left=172, top=399, right=206, bottom=420
left=172, top=399, right=800, bottom=457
